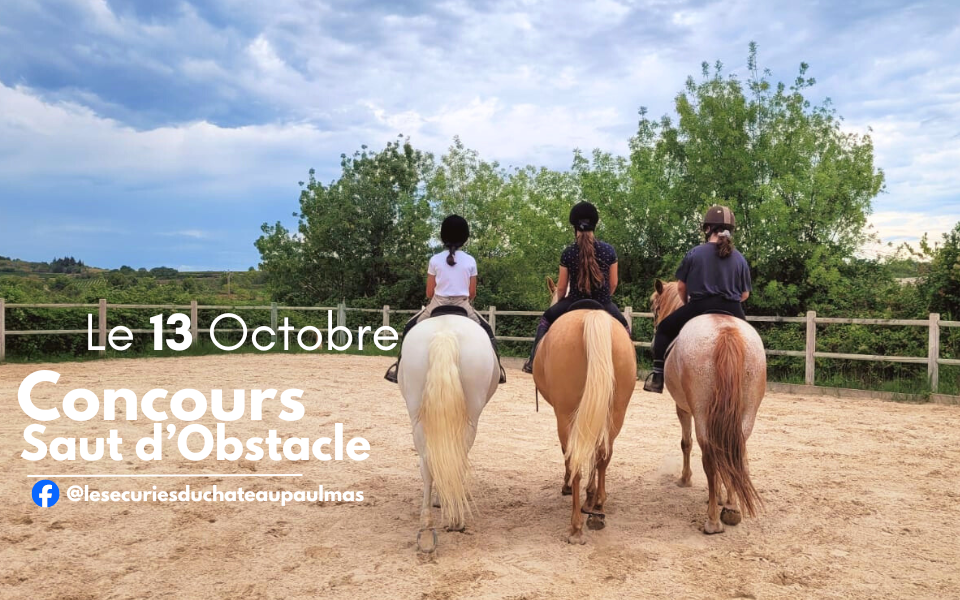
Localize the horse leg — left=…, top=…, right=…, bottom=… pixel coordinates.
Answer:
left=417, top=457, right=438, bottom=553
left=677, top=406, right=693, bottom=487
left=701, top=452, right=724, bottom=534
left=585, top=466, right=598, bottom=508
left=586, top=450, right=611, bottom=531
left=565, top=472, right=586, bottom=544
left=720, top=475, right=742, bottom=526
left=557, top=414, right=573, bottom=496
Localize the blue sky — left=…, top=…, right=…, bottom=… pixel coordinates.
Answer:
left=1, top=0, right=958, bottom=270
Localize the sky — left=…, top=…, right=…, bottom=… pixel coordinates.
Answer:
left=0, top=0, right=958, bottom=271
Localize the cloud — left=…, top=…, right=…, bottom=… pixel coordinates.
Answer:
left=160, top=230, right=211, bottom=239
left=1, top=0, right=959, bottom=268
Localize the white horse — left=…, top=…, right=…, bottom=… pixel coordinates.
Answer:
left=399, top=313, right=499, bottom=553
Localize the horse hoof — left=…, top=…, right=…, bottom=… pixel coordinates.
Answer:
left=416, top=528, right=438, bottom=553
left=703, top=520, right=724, bottom=535
left=720, top=508, right=742, bottom=526
left=564, top=531, right=586, bottom=545
left=587, top=515, right=606, bottom=530
left=561, top=485, right=572, bottom=496
left=676, top=478, right=693, bottom=488
left=446, top=524, right=466, bottom=533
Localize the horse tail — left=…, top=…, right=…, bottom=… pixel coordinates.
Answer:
left=419, top=329, right=471, bottom=526
left=705, top=325, right=762, bottom=517
left=564, top=311, right=615, bottom=485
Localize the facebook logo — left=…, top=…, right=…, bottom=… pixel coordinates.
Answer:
left=31, top=480, right=60, bottom=508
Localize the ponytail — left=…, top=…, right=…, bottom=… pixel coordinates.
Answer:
left=445, top=244, right=459, bottom=266
left=705, top=226, right=734, bottom=258
left=575, top=231, right=604, bottom=295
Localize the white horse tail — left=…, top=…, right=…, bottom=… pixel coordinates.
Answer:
left=419, top=329, right=471, bottom=527
left=564, top=311, right=615, bottom=485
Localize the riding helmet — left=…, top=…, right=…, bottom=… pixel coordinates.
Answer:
left=703, top=205, right=736, bottom=231
left=569, top=201, right=599, bottom=232
left=440, top=214, right=470, bottom=246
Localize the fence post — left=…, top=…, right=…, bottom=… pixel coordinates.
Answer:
left=624, top=305, right=633, bottom=335
left=382, top=305, right=390, bottom=328
left=488, top=306, right=496, bottom=338
left=99, top=298, right=107, bottom=358
left=805, top=310, right=816, bottom=386
left=0, top=298, right=5, bottom=362
left=337, top=302, right=347, bottom=346
left=190, top=300, right=198, bottom=348
left=929, top=313, right=940, bottom=393
left=270, top=302, right=278, bottom=345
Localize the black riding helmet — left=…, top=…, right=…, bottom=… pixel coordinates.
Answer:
left=440, top=214, right=470, bottom=246
left=569, top=201, right=599, bottom=232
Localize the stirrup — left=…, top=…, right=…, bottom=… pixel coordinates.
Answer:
left=521, top=359, right=533, bottom=374
left=384, top=361, right=399, bottom=383
left=642, top=371, right=664, bottom=394
left=499, top=364, right=507, bottom=384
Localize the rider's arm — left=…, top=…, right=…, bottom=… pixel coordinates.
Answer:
left=609, top=262, right=618, bottom=295
left=556, top=267, right=569, bottom=301
left=677, top=280, right=688, bottom=305
left=426, top=274, right=436, bottom=299
left=741, top=291, right=750, bottom=302
left=469, top=276, right=477, bottom=300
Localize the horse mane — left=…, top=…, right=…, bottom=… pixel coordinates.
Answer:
left=651, top=281, right=684, bottom=324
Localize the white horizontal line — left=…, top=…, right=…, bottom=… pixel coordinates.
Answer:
left=27, top=474, right=303, bottom=478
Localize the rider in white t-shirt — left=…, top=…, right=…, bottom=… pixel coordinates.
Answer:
left=427, top=249, right=477, bottom=297
left=384, top=215, right=506, bottom=384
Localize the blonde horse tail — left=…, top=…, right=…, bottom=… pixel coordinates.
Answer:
left=420, top=330, right=471, bottom=526
left=706, top=325, right=762, bottom=517
left=564, top=311, right=615, bottom=485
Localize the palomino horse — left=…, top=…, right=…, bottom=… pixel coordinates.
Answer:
left=533, top=278, right=636, bottom=544
left=399, top=312, right=500, bottom=553
left=651, top=280, right=765, bottom=534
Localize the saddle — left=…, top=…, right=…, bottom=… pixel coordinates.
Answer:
left=428, top=305, right=470, bottom=318
left=568, top=299, right=604, bottom=311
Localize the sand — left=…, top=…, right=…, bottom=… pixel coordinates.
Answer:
left=1, top=354, right=958, bottom=599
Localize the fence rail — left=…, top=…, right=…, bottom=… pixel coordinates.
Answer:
left=0, top=299, right=953, bottom=394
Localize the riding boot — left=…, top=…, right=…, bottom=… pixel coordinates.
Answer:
left=384, top=353, right=401, bottom=383
left=522, top=320, right=550, bottom=374
left=385, top=317, right=420, bottom=384
left=491, top=337, right=507, bottom=384
left=642, top=360, right=665, bottom=393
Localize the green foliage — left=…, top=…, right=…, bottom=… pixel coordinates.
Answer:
left=0, top=267, right=269, bottom=360
left=918, top=223, right=960, bottom=320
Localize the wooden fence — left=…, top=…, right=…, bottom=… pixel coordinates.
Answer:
left=0, top=299, right=955, bottom=394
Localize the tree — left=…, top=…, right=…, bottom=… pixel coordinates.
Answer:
left=639, top=43, right=885, bottom=314
left=256, top=136, right=434, bottom=306
left=918, top=223, right=960, bottom=319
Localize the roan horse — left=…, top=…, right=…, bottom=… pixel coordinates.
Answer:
left=399, top=312, right=500, bottom=553
left=533, top=277, right=636, bottom=544
left=651, top=280, right=765, bottom=533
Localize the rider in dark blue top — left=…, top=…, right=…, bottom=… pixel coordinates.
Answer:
left=643, top=205, right=752, bottom=393
left=522, top=201, right=630, bottom=374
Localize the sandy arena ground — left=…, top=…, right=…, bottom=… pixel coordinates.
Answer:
left=1, top=354, right=959, bottom=599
